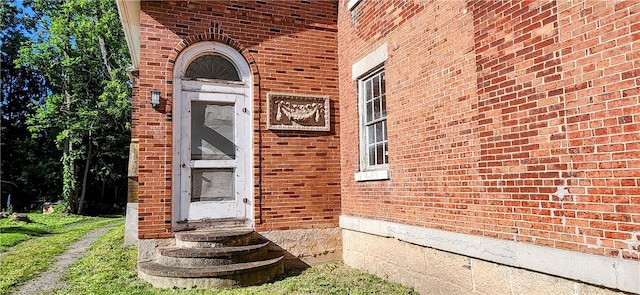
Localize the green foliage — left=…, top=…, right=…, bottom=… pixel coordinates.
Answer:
left=16, top=0, right=132, bottom=214
left=52, top=203, right=69, bottom=215
left=55, top=226, right=416, bottom=295
left=0, top=215, right=120, bottom=294
left=1, top=0, right=60, bottom=206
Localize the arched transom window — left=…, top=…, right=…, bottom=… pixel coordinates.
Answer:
left=184, top=54, right=241, bottom=81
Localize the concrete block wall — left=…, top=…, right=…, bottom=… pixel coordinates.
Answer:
left=133, top=0, right=341, bottom=239
left=343, top=229, right=626, bottom=295
left=338, top=0, right=639, bottom=290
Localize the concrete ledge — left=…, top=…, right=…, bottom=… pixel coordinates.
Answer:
left=354, top=169, right=389, bottom=182
left=340, top=215, right=639, bottom=294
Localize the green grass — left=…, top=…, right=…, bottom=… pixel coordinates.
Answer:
left=0, top=215, right=120, bottom=295
left=0, top=213, right=87, bottom=251
left=57, top=224, right=416, bottom=295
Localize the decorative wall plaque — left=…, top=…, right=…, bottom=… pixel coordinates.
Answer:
left=267, top=93, right=330, bottom=131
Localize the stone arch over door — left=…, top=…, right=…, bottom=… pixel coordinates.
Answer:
left=171, top=40, right=254, bottom=226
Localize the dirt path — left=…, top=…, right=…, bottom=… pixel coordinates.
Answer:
left=13, top=222, right=121, bottom=295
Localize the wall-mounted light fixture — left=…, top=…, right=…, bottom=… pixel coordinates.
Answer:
left=150, top=89, right=160, bottom=109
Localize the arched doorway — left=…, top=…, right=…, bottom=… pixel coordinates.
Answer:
left=172, top=42, right=252, bottom=224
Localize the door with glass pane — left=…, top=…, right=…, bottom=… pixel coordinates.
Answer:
left=180, top=81, right=249, bottom=221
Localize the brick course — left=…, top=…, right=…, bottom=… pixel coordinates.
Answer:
left=339, top=0, right=640, bottom=261
left=134, top=0, right=340, bottom=238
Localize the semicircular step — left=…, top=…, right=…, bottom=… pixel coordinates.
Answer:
left=157, top=242, right=271, bottom=267
left=159, top=241, right=269, bottom=258
left=175, top=228, right=255, bottom=248
left=138, top=255, right=284, bottom=289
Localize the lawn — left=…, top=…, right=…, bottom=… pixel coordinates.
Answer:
left=0, top=213, right=121, bottom=295
left=57, top=224, right=417, bottom=295
left=0, top=212, right=87, bottom=252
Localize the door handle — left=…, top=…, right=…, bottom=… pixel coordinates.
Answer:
left=182, top=163, right=186, bottom=168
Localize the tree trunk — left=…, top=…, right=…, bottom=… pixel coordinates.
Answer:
left=100, top=177, right=105, bottom=204
left=62, top=109, right=78, bottom=212
left=63, top=138, right=71, bottom=211
left=77, top=134, right=92, bottom=215
left=62, top=39, right=78, bottom=213
left=98, top=36, right=114, bottom=79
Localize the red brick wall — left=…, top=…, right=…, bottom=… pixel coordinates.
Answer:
left=557, top=0, right=640, bottom=259
left=134, top=0, right=340, bottom=238
left=339, top=0, right=640, bottom=260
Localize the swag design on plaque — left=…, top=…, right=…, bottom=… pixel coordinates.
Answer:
left=267, top=93, right=330, bottom=131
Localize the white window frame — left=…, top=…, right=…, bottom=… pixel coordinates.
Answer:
left=347, top=0, right=362, bottom=10
left=352, top=43, right=390, bottom=182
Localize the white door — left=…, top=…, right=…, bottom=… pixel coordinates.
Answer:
left=179, top=80, right=250, bottom=221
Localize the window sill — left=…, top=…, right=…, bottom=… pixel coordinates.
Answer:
left=354, top=169, right=390, bottom=182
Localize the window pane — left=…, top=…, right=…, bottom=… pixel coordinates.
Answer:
left=368, top=125, right=375, bottom=144
left=376, top=143, right=384, bottom=165
left=365, top=79, right=372, bottom=101
left=373, top=97, right=381, bottom=120
left=366, top=101, right=373, bottom=122
left=375, top=122, right=383, bottom=143
left=192, top=102, right=235, bottom=160
left=383, top=120, right=387, bottom=140
left=191, top=168, right=234, bottom=202
left=184, top=54, right=240, bottom=81
left=368, top=145, right=376, bottom=166
left=381, top=72, right=385, bottom=94
left=373, top=75, right=380, bottom=97
left=384, top=142, right=389, bottom=164
left=381, top=94, right=387, bottom=118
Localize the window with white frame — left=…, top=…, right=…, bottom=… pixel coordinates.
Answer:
left=352, top=43, right=389, bottom=181
left=360, top=68, right=387, bottom=168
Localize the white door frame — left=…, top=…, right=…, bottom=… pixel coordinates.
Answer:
left=172, top=42, right=253, bottom=226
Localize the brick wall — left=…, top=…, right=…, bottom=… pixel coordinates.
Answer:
left=134, top=0, right=340, bottom=238
left=339, top=0, right=639, bottom=260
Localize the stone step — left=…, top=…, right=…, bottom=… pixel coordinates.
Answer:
left=157, top=242, right=270, bottom=267
left=175, top=228, right=254, bottom=248
left=139, top=227, right=285, bottom=289
left=138, top=255, right=284, bottom=289
left=174, top=218, right=249, bottom=232
left=159, top=241, right=270, bottom=258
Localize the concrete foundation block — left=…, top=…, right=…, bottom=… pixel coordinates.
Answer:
left=471, top=258, right=512, bottom=295
left=575, top=283, right=626, bottom=295
left=124, top=203, right=138, bottom=246
left=342, top=228, right=625, bottom=295
left=511, top=267, right=576, bottom=294
left=258, top=227, right=341, bottom=268
left=419, top=276, right=471, bottom=295
left=422, top=246, right=473, bottom=291
left=343, top=229, right=474, bottom=294
left=138, top=238, right=175, bottom=262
